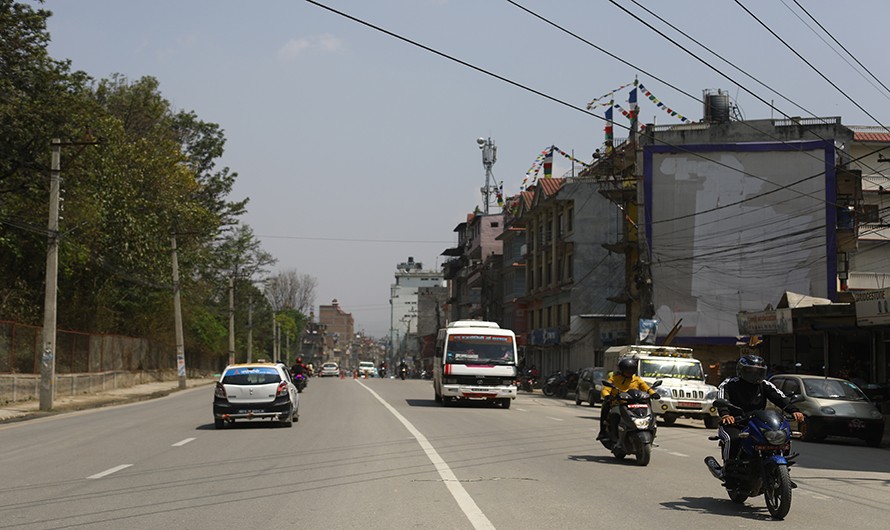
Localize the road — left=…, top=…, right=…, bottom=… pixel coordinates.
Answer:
left=1, top=377, right=888, bottom=529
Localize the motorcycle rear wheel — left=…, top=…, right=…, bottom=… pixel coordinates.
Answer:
left=764, top=465, right=793, bottom=520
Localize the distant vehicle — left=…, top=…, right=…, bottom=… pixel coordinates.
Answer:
left=320, top=362, right=340, bottom=377
left=575, top=367, right=608, bottom=407
left=213, top=362, right=299, bottom=429
left=433, top=320, right=518, bottom=408
left=768, top=374, right=884, bottom=447
left=358, top=361, right=376, bottom=378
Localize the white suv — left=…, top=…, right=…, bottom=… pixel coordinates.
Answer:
left=358, top=361, right=376, bottom=377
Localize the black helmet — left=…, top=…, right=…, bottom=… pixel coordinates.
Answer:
left=737, top=354, right=767, bottom=384
left=617, top=358, right=637, bottom=377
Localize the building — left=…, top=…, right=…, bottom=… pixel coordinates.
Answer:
left=389, top=257, right=444, bottom=367
left=318, top=299, right=354, bottom=363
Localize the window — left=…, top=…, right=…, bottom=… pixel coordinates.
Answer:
left=568, top=207, right=574, bottom=232
left=861, top=204, right=879, bottom=223
left=490, top=221, right=499, bottom=228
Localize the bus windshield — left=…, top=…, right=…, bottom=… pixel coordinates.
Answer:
left=445, top=334, right=515, bottom=365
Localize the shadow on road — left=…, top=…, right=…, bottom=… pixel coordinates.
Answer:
left=567, top=454, right=645, bottom=467
left=405, top=399, right=441, bottom=408
left=661, top=496, right=773, bottom=522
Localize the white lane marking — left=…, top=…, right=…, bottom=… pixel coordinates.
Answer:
left=514, top=408, right=527, bottom=412
left=172, top=437, right=196, bottom=447
left=547, top=416, right=565, bottom=422
left=667, top=451, right=689, bottom=457
left=358, top=381, right=495, bottom=530
left=87, top=464, right=132, bottom=479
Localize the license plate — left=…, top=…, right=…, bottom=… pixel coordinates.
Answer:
left=238, top=410, right=261, bottom=414
left=849, top=419, right=865, bottom=430
left=677, top=401, right=700, bottom=409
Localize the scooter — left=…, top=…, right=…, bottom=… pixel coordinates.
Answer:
left=399, top=366, right=408, bottom=380
left=600, top=380, right=662, bottom=466
left=703, top=396, right=805, bottom=520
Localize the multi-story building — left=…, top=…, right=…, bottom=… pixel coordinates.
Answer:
left=389, top=257, right=444, bottom=366
left=511, top=178, right=625, bottom=375
left=846, top=126, right=890, bottom=290
left=318, top=299, right=354, bottom=362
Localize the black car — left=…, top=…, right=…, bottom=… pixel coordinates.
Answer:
left=575, top=367, right=608, bottom=407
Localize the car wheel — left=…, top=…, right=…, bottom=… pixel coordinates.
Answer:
left=575, top=392, right=582, bottom=406
left=280, top=408, right=294, bottom=428
left=661, top=413, right=677, bottom=426
left=865, top=432, right=882, bottom=448
left=501, top=398, right=511, bottom=409
left=214, top=418, right=225, bottom=430
left=588, top=391, right=597, bottom=408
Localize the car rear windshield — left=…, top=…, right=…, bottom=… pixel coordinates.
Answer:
left=222, top=367, right=281, bottom=385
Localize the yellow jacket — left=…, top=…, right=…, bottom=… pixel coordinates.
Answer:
left=601, top=372, right=655, bottom=401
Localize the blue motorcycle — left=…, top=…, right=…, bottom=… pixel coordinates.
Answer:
left=704, top=396, right=804, bottom=520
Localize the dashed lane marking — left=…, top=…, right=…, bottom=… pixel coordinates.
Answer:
left=172, top=437, right=196, bottom=447
left=87, top=464, right=132, bottom=480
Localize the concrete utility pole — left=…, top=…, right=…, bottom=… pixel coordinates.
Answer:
left=228, top=276, right=235, bottom=366
left=171, top=235, right=187, bottom=389
left=247, top=294, right=254, bottom=363
left=39, top=139, right=61, bottom=411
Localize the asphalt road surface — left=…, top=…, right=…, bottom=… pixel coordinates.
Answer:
left=1, top=377, right=888, bottom=529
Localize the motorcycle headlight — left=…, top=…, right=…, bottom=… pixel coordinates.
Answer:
left=763, top=429, right=788, bottom=445
left=633, top=417, right=650, bottom=429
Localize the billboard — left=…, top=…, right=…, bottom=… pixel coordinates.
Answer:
left=644, top=140, right=835, bottom=340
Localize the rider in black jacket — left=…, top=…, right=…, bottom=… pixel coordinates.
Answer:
left=715, top=355, right=805, bottom=470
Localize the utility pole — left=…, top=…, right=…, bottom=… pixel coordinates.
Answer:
left=247, top=294, right=254, bottom=363
left=171, top=235, right=187, bottom=389
left=228, top=276, right=235, bottom=366
left=39, top=139, right=61, bottom=411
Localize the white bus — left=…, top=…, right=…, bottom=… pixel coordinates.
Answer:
left=433, top=320, right=518, bottom=408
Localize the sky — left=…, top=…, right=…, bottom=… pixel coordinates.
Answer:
left=31, top=0, right=890, bottom=337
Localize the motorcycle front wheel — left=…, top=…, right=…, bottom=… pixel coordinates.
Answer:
left=764, top=465, right=793, bottom=520
left=542, top=384, right=555, bottom=397
left=635, top=441, right=651, bottom=466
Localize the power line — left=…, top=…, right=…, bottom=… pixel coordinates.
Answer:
left=256, top=234, right=453, bottom=244
left=790, top=0, right=890, bottom=100
left=734, top=0, right=890, bottom=133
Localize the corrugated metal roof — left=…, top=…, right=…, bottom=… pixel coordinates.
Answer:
left=853, top=131, right=890, bottom=142
left=537, top=177, right=565, bottom=197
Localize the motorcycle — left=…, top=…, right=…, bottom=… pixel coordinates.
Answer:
left=293, top=373, right=307, bottom=393
left=542, top=370, right=578, bottom=398
left=600, top=380, right=661, bottom=466
left=703, top=396, right=805, bottom=520
left=518, top=370, right=537, bottom=392
left=399, top=366, right=408, bottom=380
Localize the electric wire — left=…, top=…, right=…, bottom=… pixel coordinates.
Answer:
left=790, top=0, right=890, bottom=100
left=734, top=0, right=890, bottom=133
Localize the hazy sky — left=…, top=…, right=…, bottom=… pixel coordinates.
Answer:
left=33, top=0, right=890, bottom=337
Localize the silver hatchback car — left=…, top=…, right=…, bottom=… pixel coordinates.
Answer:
left=768, top=374, right=883, bottom=447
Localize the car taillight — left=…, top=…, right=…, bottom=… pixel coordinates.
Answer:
left=214, top=382, right=227, bottom=399
left=277, top=381, right=289, bottom=397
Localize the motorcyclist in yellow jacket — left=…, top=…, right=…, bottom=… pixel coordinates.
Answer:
left=597, top=358, right=660, bottom=443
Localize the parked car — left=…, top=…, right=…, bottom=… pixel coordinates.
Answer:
left=768, top=374, right=884, bottom=447
left=320, top=362, right=340, bottom=377
left=213, top=362, right=299, bottom=429
left=575, top=367, right=609, bottom=407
